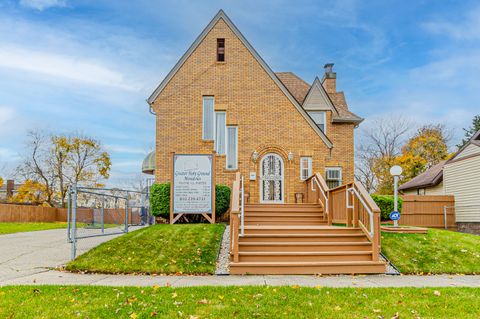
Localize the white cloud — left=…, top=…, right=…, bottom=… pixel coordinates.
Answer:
left=0, top=45, right=139, bottom=91
left=422, top=6, right=480, bottom=40
left=0, top=106, right=15, bottom=127
left=19, top=0, right=66, bottom=11
left=106, top=145, right=149, bottom=155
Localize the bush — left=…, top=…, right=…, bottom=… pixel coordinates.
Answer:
left=215, top=184, right=231, bottom=218
left=150, top=183, right=171, bottom=218
left=149, top=183, right=231, bottom=220
left=371, top=194, right=403, bottom=221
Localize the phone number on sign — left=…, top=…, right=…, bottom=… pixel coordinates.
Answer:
left=178, top=196, right=207, bottom=201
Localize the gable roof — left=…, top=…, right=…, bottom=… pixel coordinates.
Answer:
left=147, top=10, right=333, bottom=148
left=398, top=160, right=446, bottom=191
left=302, top=77, right=340, bottom=114
left=275, top=72, right=363, bottom=124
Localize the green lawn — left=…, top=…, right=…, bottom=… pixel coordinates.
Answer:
left=66, top=224, right=225, bottom=275
left=382, top=228, right=480, bottom=274
left=0, top=222, right=69, bottom=235
left=0, top=286, right=479, bottom=318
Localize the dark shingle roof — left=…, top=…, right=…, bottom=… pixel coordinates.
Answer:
left=398, top=161, right=446, bottom=191
left=275, top=72, right=362, bottom=123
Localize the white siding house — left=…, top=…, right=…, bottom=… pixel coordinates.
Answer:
left=444, top=137, right=480, bottom=226
left=399, top=130, right=480, bottom=234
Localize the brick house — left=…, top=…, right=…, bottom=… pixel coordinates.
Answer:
left=145, top=10, right=362, bottom=204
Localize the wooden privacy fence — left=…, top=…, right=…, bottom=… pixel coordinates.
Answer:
left=0, top=204, right=141, bottom=224
left=399, top=195, right=456, bottom=229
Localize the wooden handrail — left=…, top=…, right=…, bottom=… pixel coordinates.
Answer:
left=229, top=172, right=241, bottom=263
left=304, top=173, right=331, bottom=225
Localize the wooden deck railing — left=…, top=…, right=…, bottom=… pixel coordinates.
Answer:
left=306, top=175, right=381, bottom=261
left=305, top=173, right=331, bottom=224
left=229, top=172, right=242, bottom=263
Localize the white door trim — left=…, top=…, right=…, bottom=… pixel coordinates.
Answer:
left=260, top=153, right=284, bottom=203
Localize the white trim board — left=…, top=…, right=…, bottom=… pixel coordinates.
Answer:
left=146, top=10, right=333, bottom=149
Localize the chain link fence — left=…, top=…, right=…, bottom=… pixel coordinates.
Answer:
left=67, top=185, right=153, bottom=259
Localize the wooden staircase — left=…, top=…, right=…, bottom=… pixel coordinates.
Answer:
left=229, top=203, right=386, bottom=274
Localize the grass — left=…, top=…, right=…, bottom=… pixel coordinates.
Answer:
left=0, top=285, right=479, bottom=318
left=382, top=228, right=480, bottom=274
left=66, top=224, right=225, bottom=275
left=0, top=222, right=69, bottom=235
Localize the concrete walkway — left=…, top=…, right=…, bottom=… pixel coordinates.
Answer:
left=2, top=271, right=480, bottom=287
left=0, top=226, right=143, bottom=283
left=2, top=228, right=480, bottom=288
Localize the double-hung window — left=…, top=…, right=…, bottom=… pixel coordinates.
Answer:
left=215, top=112, right=226, bottom=154
left=325, top=167, right=342, bottom=188
left=226, top=126, right=238, bottom=169
left=300, top=157, right=312, bottom=180
left=202, top=96, right=215, bottom=140
left=308, top=111, right=326, bottom=133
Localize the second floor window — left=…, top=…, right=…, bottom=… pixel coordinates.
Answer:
left=217, top=38, right=225, bottom=62
left=300, top=157, right=312, bottom=180
left=202, top=96, right=214, bottom=140
left=308, top=111, right=326, bottom=133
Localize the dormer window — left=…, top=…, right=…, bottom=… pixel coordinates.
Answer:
left=217, top=38, right=225, bottom=62
left=308, top=111, right=326, bottom=133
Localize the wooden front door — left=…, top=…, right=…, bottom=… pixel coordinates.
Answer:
left=260, top=153, right=284, bottom=203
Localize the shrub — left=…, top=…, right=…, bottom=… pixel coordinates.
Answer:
left=371, top=194, right=403, bottom=221
left=150, top=183, right=171, bottom=218
left=215, top=184, right=231, bottom=218
left=149, top=183, right=231, bottom=220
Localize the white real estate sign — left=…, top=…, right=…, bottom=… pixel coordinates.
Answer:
left=173, top=154, right=213, bottom=214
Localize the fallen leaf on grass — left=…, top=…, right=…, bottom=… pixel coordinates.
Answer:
left=434, top=290, right=441, bottom=296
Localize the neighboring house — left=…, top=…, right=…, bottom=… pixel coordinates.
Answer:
left=399, top=130, right=480, bottom=233
left=398, top=161, right=446, bottom=196
left=143, top=10, right=362, bottom=204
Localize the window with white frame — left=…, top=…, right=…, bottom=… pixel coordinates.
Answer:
left=308, top=111, right=326, bottom=133
left=215, top=112, right=226, bottom=154
left=300, top=157, right=312, bottom=180
left=325, top=167, right=342, bottom=188
left=202, top=96, right=214, bottom=140
left=226, top=126, right=238, bottom=169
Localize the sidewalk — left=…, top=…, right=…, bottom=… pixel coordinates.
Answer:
left=2, top=270, right=480, bottom=287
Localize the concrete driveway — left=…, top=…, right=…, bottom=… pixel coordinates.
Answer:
left=0, top=227, right=141, bottom=283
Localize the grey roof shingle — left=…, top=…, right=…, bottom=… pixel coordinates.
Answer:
left=398, top=161, right=446, bottom=191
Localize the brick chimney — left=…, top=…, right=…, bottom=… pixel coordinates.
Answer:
left=323, top=63, right=336, bottom=94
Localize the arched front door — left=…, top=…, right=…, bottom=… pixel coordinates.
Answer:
left=260, top=153, right=284, bottom=203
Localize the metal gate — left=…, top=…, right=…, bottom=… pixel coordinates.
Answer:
left=67, top=185, right=153, bottom=259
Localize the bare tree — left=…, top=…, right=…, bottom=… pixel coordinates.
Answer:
left=15, top=129, right=111, bottom=207
left=355, top=116, right=413, bottom=193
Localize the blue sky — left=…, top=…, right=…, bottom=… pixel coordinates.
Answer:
left=0, top=0, right=479, bottom=185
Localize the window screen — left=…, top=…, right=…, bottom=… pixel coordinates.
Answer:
left=325, top=167, right=342, bottom=188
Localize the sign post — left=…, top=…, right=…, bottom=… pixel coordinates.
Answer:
left=170, top=153, right=215, bottom=224
left=389, top=165, right=403, bottom=227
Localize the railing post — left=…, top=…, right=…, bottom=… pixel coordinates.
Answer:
left=443, top=206, right=448, bottom=230
left=353, top=195, right=359, bottom=228
left=327, top=191, right=332, bottom=225
left=232, top=213, right=240, bottom=262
